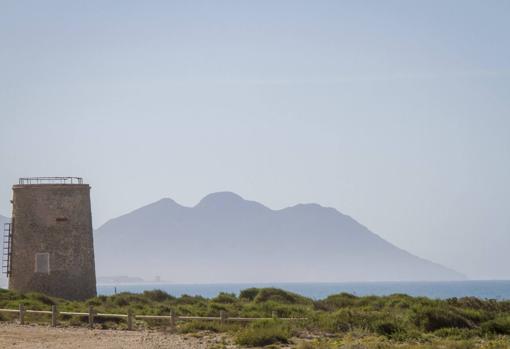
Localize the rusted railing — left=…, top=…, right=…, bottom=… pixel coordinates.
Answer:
left=18, top=177, right=83, bottom=185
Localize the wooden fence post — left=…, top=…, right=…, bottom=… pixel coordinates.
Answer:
left=170, top=309, right=176, bottom=327
left=51, top=305, right=58, bottom=327
left=88, top=305, right=94, bottom=329
left=127, top=309, right=133, bottom=331
left=18, top=304, right=25, bottom=325
left=272, top=311, right=277, bottom=319
left=220, top=310, right=227, bottom=323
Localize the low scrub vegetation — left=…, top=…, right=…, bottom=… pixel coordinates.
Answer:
left=236, top=320, right=291, bottom=346
left=1, top=288, right=510, bottom=348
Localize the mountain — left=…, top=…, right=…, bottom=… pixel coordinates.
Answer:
left=94, top=192, right=465, bottom=283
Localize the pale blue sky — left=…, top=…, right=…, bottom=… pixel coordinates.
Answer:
left=1, top=0, right=509, bottom=279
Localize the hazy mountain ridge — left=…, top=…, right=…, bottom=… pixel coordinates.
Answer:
left=94, top=192, right=465, bottom=283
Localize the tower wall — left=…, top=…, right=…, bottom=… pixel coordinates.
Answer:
left=9, top=183, right=96, bottom=300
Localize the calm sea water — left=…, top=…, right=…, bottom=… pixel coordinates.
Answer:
left=97, top=280, right=510, bottom=300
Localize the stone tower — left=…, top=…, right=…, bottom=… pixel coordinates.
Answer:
left=6, top=177, right=96, bottom=300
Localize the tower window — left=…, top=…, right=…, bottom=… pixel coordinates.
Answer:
left=35, top=253, right=50, bottom=274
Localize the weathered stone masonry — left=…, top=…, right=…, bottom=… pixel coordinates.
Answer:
left=8, top=181, right=96, bottom=300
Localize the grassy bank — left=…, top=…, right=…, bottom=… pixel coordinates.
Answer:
left=1, top=287, right=510, bottom=348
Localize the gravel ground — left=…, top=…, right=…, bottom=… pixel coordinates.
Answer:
left=0, top=323, right=237, bottom=349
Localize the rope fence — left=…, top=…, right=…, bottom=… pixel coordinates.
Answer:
left=0, top=305, right=306, bottom=330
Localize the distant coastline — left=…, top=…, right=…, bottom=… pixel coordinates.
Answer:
left=96, top=280, right=510, bottom=300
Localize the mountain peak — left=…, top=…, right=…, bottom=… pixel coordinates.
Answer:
left=156, top=197, right=178, bottom=205
left=196, top=192, right=246, bottom=208
left=147, top=197, right=182, bottom=209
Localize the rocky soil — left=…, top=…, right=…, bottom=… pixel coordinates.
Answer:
left=0, top=323, right=239, bottom=349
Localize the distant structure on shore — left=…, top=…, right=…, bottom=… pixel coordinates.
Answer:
left=3, top=177, right=96, bottom=300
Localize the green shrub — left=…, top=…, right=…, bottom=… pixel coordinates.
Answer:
left=239, top=288, right=259, bottom=301
left=113, top=296, right=129, bottom=307
left=373, top=320, right=402, bottom=337
left=316, top=310, right=352, bottom=332
left=236, top=320, right=290, bottom=346
left=415, top=306, right=474, bottom=331
left=110, top=293, right=149, bottom=307
left=0, top=288, right=20, bottom=302
left=212, top=292, right=237, bottom=304
left=143, top=290, right=174, bottom=302
left=434, top=327, right=480, bottom=339
left=68, top=316, right=88, bottom=326
left=177, top=294, right=207, bottom=305
left=253, top=288, right=309, bottom=305
left=179, top=320, right=240, bottom=334
left=315, top=293, right=357, bottom=311
left=206, top=302, right=233, bottom=316
left=481, top=316, right=510, bottom=335
left=25, top=292, right=56, bottom=306
left=86, top=297, right=104, bottom=306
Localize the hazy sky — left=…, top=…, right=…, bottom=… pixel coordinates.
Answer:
left=1, top=0, right=509, bottom=280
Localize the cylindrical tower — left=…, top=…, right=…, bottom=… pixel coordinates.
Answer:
left=8, top=177, right=96, bottom=300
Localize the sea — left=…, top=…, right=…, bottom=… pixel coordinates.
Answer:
left=97, top=280, right=510, bottom=300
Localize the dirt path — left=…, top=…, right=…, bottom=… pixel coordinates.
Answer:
left=0, top=323, right=235, bottom=349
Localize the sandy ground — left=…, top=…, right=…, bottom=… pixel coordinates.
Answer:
left=0, top=323, right=237, bottom=349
